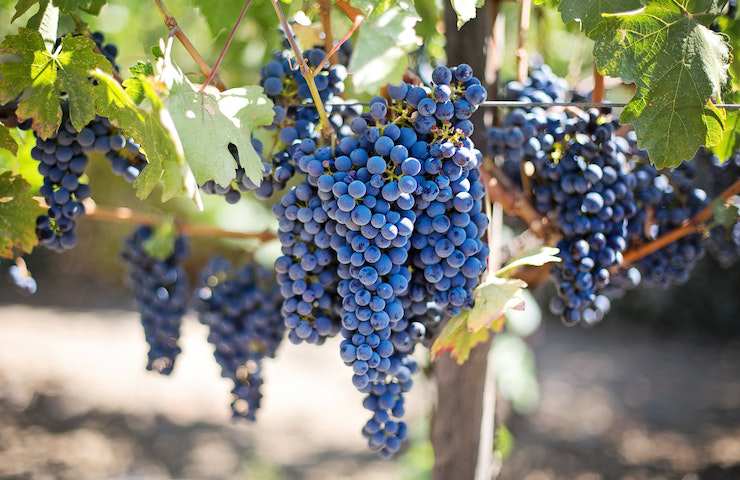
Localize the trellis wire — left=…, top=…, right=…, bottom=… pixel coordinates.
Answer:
left=324, top=100, right=740, bottom=109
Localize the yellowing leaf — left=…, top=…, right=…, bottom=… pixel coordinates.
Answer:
left=431, top=311, right=491, bottom=364
left=0, top=29, right=112, bottom=139
left=0, top=172, right=45, bottom=258
left=496, top=246, right=561, bottom=277
left=467, top=275, right=527, bottom=332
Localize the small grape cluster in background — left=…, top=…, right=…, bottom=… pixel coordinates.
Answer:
left=121, top=226, right=190, bottom=376
left=195, top=258, right=285, bottom=421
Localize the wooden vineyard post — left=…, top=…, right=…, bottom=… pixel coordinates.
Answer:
left=431, top=3, right=498, bottom=480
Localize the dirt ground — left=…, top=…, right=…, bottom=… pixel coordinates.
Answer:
left=1, top=300, right=739, bottom=480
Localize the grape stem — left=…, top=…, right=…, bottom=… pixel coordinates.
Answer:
left=516, top=0, right=532, bottom=84
left=269, top=0, right=334, bottom=139
left=592, top=66, right=605, bottom=103
left=81, top=201, right=276, bottom=241
left=318, top=0, right=334, bottom=66
left=152, top=0, right=226, bottom=91
left=200, top=0, right=254, bottom=92
left=621, top=179, right=740, bottom=266
left=311, top=8, right=364, bottom=77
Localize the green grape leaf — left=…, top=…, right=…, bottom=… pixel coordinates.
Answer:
left=0, top=171, right=45, bottom=258
left=129, top=61, right=155, bottom=78
left=58, top=0, right=106, bottom=14
left=92, top=69, right=203, bottom=208
left=496, top=246, right=561, bottom=277
left=559, top=0, right=645, bottom=33
left=0, top=29, right=113, bottom=139
left=713, top=90, right=740, bottom=159
left=430, top=311, right=491, bottom=364
left=12, top=0, right=41, bottom=21
left=0, top=128, right=43, bottom=188
left=13, top=0, right=105, bottom=18
left=349, top=2, right=421, bottom=93
left=450, top=0, right=485, bottom=29
left=714, top=110, right=740, bottom=159
left=160, top=49, right=274, bottom=188
left=142, top=218, right=177, bottom=261
left=0, top=125, right=18, bottom=154
left=559, top=0, right=731, bottom=168
left=33, top=0, right=58, bottom=50
left=713, top=198, right=739, bottom=228
left=187, top=0, right=251, bottom=37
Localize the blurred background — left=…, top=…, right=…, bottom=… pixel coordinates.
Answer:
left=2, top=0, right=740, bottom=479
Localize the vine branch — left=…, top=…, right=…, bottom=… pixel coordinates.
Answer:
left=269, top=0, right=334, bottom=138
left=152, top=0, right=226, bottom=91
left=318, top=0, right=334, bottom=65
left=312, top=13, right=364, bottom=77
left=200, top=0, right=253, bottom=92
left=485, top=164, right=552, bottom=239
left=621, top=179, right=740, bottom=266
left=516, top=0, right=532, bottom=83
left=592, top=65, right=605, bottom=103
left=82, top=202, right=275, bottom=241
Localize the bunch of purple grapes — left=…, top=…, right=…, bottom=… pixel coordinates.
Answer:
left=195, top=258, right=285, bottom=420
left=270, top=63, right=489, bottom=456
left=121, top=226, right=189, bottom=375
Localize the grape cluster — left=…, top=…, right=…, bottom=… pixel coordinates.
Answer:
left=91, top=31, right=119, bottom=71
left=541, top=113, right=637, bottom=325
left=30, top=106, right=92, bottom=251
left=628, top=162, right=708, bottom=288
left=30, top=110, right=147, bottom=251
left=489, top=68, right=725, bottom=320
left=121, top=226, right=189, bottom=375
left=195, top=258, right=285, bottom=420
left=502, top=63, right=569, bottom=104
left=269, top=63, right=488, bottom=456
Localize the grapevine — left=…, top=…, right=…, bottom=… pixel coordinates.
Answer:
left=0, top=0, right=738, bottom=475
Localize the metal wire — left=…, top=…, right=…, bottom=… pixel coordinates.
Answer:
left=324, top=100, right=740, bottom=110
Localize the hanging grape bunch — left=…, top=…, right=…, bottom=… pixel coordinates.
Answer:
left=121, top=226, right=189, bottom=375
left=195, top=258, right=285, bottom=420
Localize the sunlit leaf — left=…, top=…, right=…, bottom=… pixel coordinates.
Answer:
left=349, top=2, right=421, bottom=93
left=0, top=171, right=45, bottom=258
left=0, top=29, right=112, bottom=139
